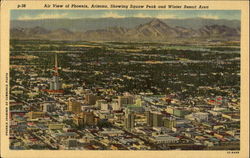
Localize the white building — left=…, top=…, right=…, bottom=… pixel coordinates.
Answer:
left=101, top=103, right=109, bottom=111
left=111, top=101, right=121, bottom=111
left=150, top=134, right=179, bottom=144
left=95, top=99, right=107, bottom=108
left=185, top=112, right=209, bottom=122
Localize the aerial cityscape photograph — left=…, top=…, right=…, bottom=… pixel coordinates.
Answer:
left=9, top=10, right=240, bottom=150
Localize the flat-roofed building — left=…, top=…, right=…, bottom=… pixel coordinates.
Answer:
left=73, top=111, right=95, bottom=127
left=118, top=95, right=134, bottom=107
left=68, top=100, right=81, bottom=113
left=27, top=112, right=45, bottom=119
left=84, top=94, right=97, bottom=105
left=150, top=134, right=179, bottom=144
left=48, top=124, right=64, bottom=130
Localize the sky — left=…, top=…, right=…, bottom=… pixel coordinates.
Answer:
left=11, top=10, right=241, bottom=20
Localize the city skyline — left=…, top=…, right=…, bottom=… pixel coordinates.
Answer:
left=9, top=38, right=241, bottom=150
left=9, top=9, right=241, bottom=151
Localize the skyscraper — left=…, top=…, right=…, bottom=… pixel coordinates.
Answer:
left=73, top=112, right=95, bottom=127
left=42, top=103, right=54, bottom=112
left=146, top=111, right=164, bottom=127
left=68, top=100, right=81, bottom=113
left=118, top=95, right=134, bottom=107
left=124, top=109, right=135, bottom=131
left=111, top=101, right=121, bottom=111
left=163, top=117, right=176, bottom=129
left=146, top=111, right=153, bottom=127
left=152, top=112, right=164, bottom=127
left=84, top=94, right=97, bottom=105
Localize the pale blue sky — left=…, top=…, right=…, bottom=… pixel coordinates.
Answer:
left=11, top=10, right=241, bottom=20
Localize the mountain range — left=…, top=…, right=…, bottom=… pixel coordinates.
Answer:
left=11, top=17, right=240, bottom=31
left=10, top=19, right=240, bottom=42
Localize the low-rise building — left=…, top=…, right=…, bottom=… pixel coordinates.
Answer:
left=150, top=134, right=179, bottom=144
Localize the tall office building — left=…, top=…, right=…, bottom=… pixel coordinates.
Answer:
left=118, top=95, right=134, bottom=107
left=152, top=112, right=164, bottom=127
left=73, top=112, right=95, bottom=127
left=163, top=117, right=176, bottom=128
left=68, top=100, right=81, bottom=113
left=124, top=109, right=135, bottom=131
left=146, top=111, right=164, bottom=127
left=111, top=101, right=121, bottom=111
left=101, top=103, right=109, bottom=111
left=146, top=111, right=153, bottom=127
left=82, top=112, right=95, bottom=126
left=95, top=99, right=107, bottom=109
left=42, top=103, right=54, bottom=112
left=84, top=94, right=97, bottom=105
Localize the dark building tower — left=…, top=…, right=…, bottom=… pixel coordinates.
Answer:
left=152, top=112, right=164, bottom=127
left=50, top=53, right=62, bottom=91
left=146, top=111, right=153, bottom=127
left=124, top=109, right=135, bottom=131
left=146, top=111, right=164, bottom=127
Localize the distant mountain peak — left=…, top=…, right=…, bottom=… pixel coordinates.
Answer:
left=147, top=18, right=168, bottom=26
left=28, top=26, right=51, bottom=34
left=53, top=28, right=73, bottom=34
left=198, top=24, right=240, bottom=37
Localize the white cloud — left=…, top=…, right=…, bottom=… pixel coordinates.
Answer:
left=131, top=13, right=176, bottom=19
left=155, top=14, right=177, bottom=19
left=100, top=12, right=177, bottom=19
left=198, top=15, right=219, bottom=19
left=132, top=13, right=150, bottom=18
left=102, top=12, right=125, bottom=18
left=17, top=13, right=70, bottom=20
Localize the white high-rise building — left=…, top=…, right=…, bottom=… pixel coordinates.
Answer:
left=111, top=102, right=121, bottom=111
left=42, top=103, right=54, bottom=112
left=101, top=103, right=109, bottom=111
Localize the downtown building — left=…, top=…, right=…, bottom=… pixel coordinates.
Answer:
left=146, top=111, right=164, bottom=127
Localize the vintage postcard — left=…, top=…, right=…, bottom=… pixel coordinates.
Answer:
left=0, top=0, right=249, bottom=158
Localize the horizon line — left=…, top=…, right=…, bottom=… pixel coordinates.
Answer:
left=11, top=17, right=241, bottom=21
